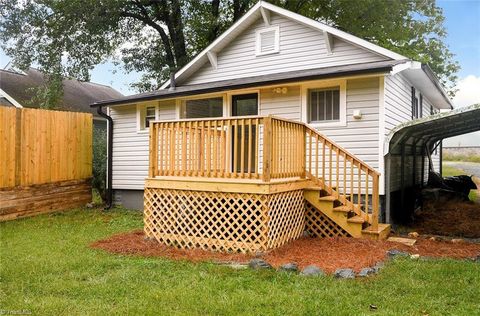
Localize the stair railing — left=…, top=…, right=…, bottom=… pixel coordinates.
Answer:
left=304, top=126, right=380, bottom=230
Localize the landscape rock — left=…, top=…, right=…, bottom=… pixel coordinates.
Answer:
left=300, top=265, right=325, bottom=277
left=334, top=268, right=355, bottom=279
left=249, top=258, right=272, bottom=270
left=279, top=263, right=298, bottom=272
left=86, top=202, right=94, bottom=208
left=410, top=254, right=420, bottom=259
left=372, top=262, right=384, bottom=273
left=387, top=249, right=409, bottom=258
left=429, top=236, right=437, bottom=241
left=225, top=262, right=248, bottom=270
left=357, top=267, right=375, bottom=277
left=451, top=238, right=465, bottom=244
left=408, top=232, right=419, bottom=238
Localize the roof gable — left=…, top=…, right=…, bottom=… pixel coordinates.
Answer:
left=182, top=12, right=389, bottom=86
left=161, top=1, right=406, bottom=89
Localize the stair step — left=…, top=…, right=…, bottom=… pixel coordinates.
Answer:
left=318, top=195, right=337, bottom=202
left=362, top=224, right=391, bottom=240
left=305, top=186, right=323, bottom=191
left=347, top=215, right=365, bottom=224
left=332, top=205, right=351, bottom=213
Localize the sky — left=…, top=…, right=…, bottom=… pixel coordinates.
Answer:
left=1, top=0, right=479, bottom=146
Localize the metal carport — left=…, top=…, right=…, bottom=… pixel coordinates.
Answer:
left=384, top=103, right=480, bottom=223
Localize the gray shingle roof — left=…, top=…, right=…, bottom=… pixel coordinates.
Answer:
left=91, top=60, right=407, bottom=107
left=0, top=68, right=123, bottom=117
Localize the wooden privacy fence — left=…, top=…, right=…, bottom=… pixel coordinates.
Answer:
left=149, top=115, right=379, bottom=229
left=0, top=107, right=92, bottom=221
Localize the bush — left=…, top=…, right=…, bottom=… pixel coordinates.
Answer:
left=92, top=126, right=107, bottom=203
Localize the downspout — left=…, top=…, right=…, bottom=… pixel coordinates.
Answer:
left=97, top=105, right=113, bottom=209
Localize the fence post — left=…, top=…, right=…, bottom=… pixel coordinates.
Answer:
left=371, top=173, right=380, bottom=230
left=301, top=125, right=306, bottom=179
left=14, top=108, right=22, bottom=186
left=262, top=116, right=272, bottom=182
left=149, top=123, right=158, bottom=178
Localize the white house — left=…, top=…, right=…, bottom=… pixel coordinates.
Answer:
left=92, top=1, right=452, bottom=233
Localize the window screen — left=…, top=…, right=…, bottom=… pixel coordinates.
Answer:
left=308, top=88, right=340, bottom=122
left=183, top=97, right=223, bottom=118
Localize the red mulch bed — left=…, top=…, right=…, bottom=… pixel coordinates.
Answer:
left=411, top=200, right=480, bottom=238
left=91, top=231, right=480, bottom=274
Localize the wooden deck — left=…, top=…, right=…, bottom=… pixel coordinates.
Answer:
left=144, top=115, right=389, bottom=252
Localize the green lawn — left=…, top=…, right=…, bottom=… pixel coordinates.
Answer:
left=442, top=164, right=466, bottom=177
left=442, top=163, right=478, bottom=201
left=1, top=208, right=479, bottom=315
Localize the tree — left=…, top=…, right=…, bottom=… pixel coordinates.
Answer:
left=0, top=0, right=460, bottom=108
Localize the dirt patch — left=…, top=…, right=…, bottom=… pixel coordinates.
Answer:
left=91, top=231, right=480, bottom=273
left=264, top=237, right=480, bottom=273
left=411, top=200, right=480, bottom=238
left=91, top=230, right=252, bottom=263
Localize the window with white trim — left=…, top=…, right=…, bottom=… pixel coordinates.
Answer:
left=255, top=26, right=280, bottom=56
left=137, top=104, right=157, bottom=132
left=308, top=87, right=340, bottom=122
left=181, top=97, right=223, bottom=118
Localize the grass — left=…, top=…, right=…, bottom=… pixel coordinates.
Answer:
left=442, top=163, right=478, bottom=202
left=442, top=164, right=467, bottom=177
left=1, top=208, right=479, bottom=315
left=443, top=153, right=480, bottom=163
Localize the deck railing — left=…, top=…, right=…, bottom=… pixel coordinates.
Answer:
left=149, top=115, right=379, bottom=229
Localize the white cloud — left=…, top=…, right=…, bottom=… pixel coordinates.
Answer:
left=452, top=75, right=480, bottom=108
left=444, top=75, right=480, bottom=147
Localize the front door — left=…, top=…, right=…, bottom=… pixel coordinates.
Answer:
left=231, top=93, right=258, bottom=173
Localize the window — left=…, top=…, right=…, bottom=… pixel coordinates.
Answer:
left=137, top=104, right=157, bottom=132
left=144, top=106, right=156, bottom=128
left=232, top=93, right=258, bottom=116
left=411, top=87, right=420, bottom=119
left=255, top=26, right=280, bottom=56
left=308, top=88, right=340, bottom=122
left=181, top=97, right=223, bottom=118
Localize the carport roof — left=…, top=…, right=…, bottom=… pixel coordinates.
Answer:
left=385, top=104, right=480, bottom=155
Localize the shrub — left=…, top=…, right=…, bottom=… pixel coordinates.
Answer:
left=92, top=126, right=107, bottom=203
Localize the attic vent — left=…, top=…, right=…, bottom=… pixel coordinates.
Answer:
left=256, top=26, right=279, bottom=56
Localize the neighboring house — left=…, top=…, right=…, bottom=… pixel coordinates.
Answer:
left=92, top=1, right=454, bottom=228
left=0, top=67, right=123, bottom=128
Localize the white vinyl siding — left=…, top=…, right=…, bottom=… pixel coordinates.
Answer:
left=320, top=78, right=381, bottom=170
left=111, top=102, right=176, bottom=190
left=259, top=85, right=301, bottom=121
left=384, top=74, right=441, bottom=191
left=182, top=13, right=387, bottom=85
left=110, top=77, right=381, bottom=191
left=262, top=78, right=380, bottom=170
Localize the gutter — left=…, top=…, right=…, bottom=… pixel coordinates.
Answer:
left=96, top=105, right=113, bottom=209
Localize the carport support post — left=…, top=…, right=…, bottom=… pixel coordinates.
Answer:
left=385, top=153, right=392, bottom=223
left=421, top=145, right=425, bottom=188
left=412, top=140, right=417, bottom=187
left=400, top=142, right=406, bottom=214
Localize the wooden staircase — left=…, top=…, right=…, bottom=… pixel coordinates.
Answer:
left=302, top=123, right=391, bottom=240
left=304, top=186, right=390, bottom=239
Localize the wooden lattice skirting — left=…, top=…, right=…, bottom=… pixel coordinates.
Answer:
left=144, top=188, right=305, bottom=253
left=305, top=201, right=351, bottom=237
